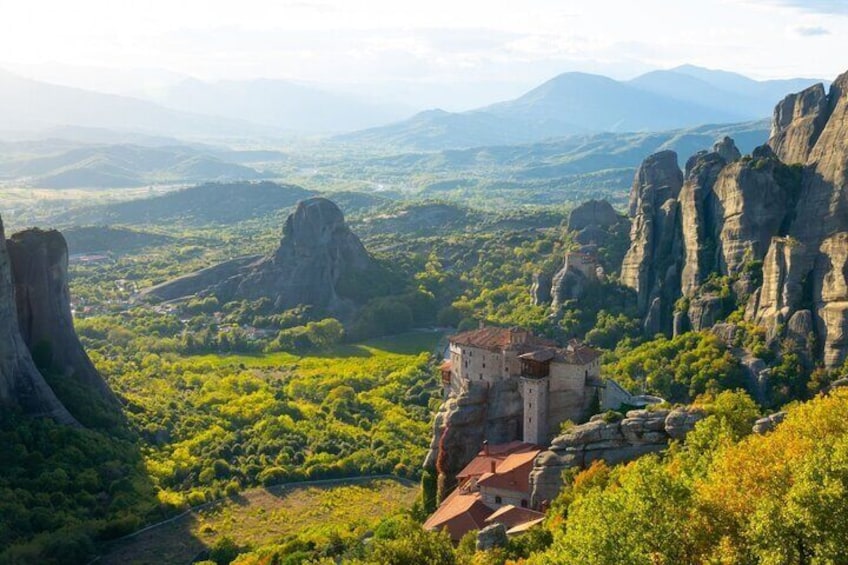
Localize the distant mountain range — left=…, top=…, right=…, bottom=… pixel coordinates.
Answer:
left=149, top=78, right=412, bottom=133
left=0, top=69, right=266, bottom=138
left=337, top=66, right=824, bottom=149
left=0, top=64, right=824, bottom=148
left=0, top=140, right=273, bottom=188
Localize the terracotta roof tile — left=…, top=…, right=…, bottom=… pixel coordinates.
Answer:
left=456, top=442, right=539, bottom=480
left=450, top=326, right=556, bottom=351
left=423, top=490, right=494, bottom=541
left=485, top=505, right=546, bottom=530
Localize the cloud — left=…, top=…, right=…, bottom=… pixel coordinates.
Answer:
left=750, top=0, right=848, bottom=14
left=793, top=25, right=831, bottom=36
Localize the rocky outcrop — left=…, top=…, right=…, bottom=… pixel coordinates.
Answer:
left=550, top=252, right=599, bottom=312
left=530, top=272, right=552, bottom=306
left=8, top=229, right=116, bottom=406
left=753, top=411, right=786, bottom=434
left=568, top=199, right=625, bottom=246
left=0, top=219, right=77, bottom=425
left=232, top=198, right=371, bottom=312
left=769, top=83, right=830, bottom=165
left=529, top=407, right=705, bottom=506
left=143, top=198, right=373, bottom=317
left=143, top=255, right=262, bottom=302
left=620, top=150, right=684, bottom=334
left=815, top=233, right=848, bottom=368
left=679, top=149, right=727, bottom=296
left=423, top=380, right=524, bottom=491
left=750, top=236, right=811, bottom=337
left=713, top=146, right=798, bottom=278
left=688, top=294, right=726, bottom=332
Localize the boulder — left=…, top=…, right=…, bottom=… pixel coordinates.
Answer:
left=476, top=523, right=508, bottom=551
left=753, top=411, right=787, bottom=434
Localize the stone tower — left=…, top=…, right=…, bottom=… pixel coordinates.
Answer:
left=521, top=365, right=550, bottom=445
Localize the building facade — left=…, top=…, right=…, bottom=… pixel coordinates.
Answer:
left=444, top=326, right=607, bottom=445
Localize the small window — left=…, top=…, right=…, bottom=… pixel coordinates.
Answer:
left=521, top=499, right=528, bottom=508
left=528, top=417, right=532, bottom=423
left=529, top=402, right=532, bottom=409
left=495, top=496, right=502, bottom=504
left=482, top=362, right=486, bottom=368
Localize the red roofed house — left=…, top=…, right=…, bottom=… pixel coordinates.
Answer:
left=424, top=441, right=543, bottom=542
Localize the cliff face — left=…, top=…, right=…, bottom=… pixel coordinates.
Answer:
left=621, top=69, right=848, bottom=368
left=769, top=83, right=830, bottom=165
left=0, top=219, right=78, bottom=424
left=620, top=150, right=684, bottom=334
left=423, top=380, right=524, bottom=496
left=8, top=229, right=117, bottom=406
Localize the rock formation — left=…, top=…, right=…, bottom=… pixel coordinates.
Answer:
left=550, top=252, right=599, bottom=312
left=567, top=199, right=626, bottom=246
left=232, top=198, right=371, bottom=311
left=144, top=198, right=374, bottom=317
left=530, top=272, right=552, bottom=306
left=769, top=83, right=830, bottom=165
left=620, top=150, right=684, bottom=334
left=529, top=407, right=705, bottom=506
left=8, top=229, right=117, bottom=406
left=423, top=380, right=524, bottom=491
left=0, top=218, right=78, bottom=425
left=619, top=69, right=848, bottom=367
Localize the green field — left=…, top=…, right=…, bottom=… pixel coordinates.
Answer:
left=98, top=477, right=418, bottom=565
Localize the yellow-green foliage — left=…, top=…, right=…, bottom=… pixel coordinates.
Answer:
left=105, top=332, right=442, bottom=505
left=101, top=478, right=418, bottom=565
left=531, top=389, right=848, bottom=564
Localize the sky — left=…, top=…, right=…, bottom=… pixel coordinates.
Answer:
left=0, top=0, right=846, bottom=109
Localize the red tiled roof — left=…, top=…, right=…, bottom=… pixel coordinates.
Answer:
left=456, top=442, right=538, bottom=480
left=476, top=449, right=541, bottom=494
left=450, top=326, right=556, bottom=351
left=494, top=449, right=541, bottom=474
left=440, top=359, right=452, bottom=371
left=423, top=490, right=494, bottom=541
left=485, top=505, right=546, bottom=530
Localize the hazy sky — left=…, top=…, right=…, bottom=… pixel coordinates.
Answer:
left=1, top=0, right=846, bottom=104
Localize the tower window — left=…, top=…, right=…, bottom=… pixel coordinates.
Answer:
left=495, top=496, right=502, bottom=504
left=521, top=499, right=528, bottom=508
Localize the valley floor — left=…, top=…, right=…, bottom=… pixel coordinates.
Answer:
left=97, top=477, right=417, bottom=564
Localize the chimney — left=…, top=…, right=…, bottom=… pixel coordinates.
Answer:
left=540, top=500, right=550, bottom=513
left=490, top=460, right=497, bottom=473
left=482, top=440, right=489, bottom=455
